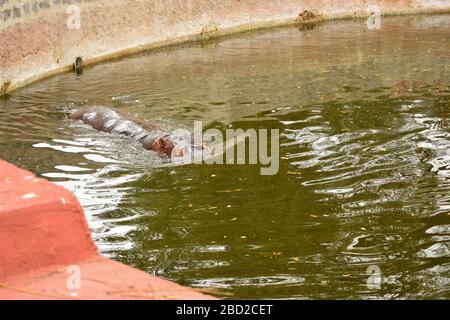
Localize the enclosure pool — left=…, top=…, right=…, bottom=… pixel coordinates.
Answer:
left=0, top=14, right=449, bottom=299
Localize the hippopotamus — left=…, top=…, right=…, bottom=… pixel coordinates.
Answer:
left=71, top=106, right=194, bottom=158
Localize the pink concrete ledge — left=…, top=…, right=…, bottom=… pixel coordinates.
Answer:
left=0, top=160, right=214, bottom=300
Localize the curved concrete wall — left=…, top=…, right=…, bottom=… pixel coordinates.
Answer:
left=0, top=160, right=213, bottom=299
left=1, top=0, right=449, bottom=95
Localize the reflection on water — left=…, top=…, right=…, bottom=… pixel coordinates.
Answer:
left=0, top=15, right=449, bottom=299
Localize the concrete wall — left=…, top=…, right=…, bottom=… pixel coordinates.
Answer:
left=1, top=0, right=449, bottom=95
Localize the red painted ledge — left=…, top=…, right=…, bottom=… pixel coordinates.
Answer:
left=0, top=160, right=214, bottom=300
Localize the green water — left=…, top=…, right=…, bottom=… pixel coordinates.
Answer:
left=1, top=15, right=449, bottom=299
